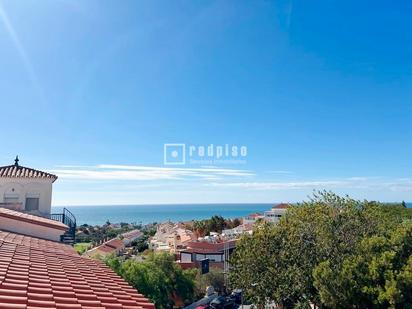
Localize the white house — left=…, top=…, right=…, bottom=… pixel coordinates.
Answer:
left=243, top=212, right=264, bottom=225
left=264, top=203, right=291, bottom=224
left=0, top=156, right=57, bottom=216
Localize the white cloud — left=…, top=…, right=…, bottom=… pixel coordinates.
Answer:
left=208, top=177, right=412, bottom=192
left=208, top=180, right=350, bottom=190
left=49, top=164, right=254, bottom=181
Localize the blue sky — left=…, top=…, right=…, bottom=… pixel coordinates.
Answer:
left=1, top=0, right=412, bottom=205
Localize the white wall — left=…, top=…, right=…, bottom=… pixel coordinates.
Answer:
left=0, top=216, right=65, bottom=241
left=181, top=252, right=192, bottom=263
left=264, top=208, right=287, bottom=224
left=0, top=178, right=53, bottom=215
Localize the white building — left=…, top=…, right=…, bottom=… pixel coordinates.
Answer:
left=222, top=224, right=253, bottom=239
left=0, top=157, right=57, bottom=216
left=243, top=212, right=264, bottom=225
left=264, top=203, right=291, bottom=224
left=149, top=221, right=195, bottom=252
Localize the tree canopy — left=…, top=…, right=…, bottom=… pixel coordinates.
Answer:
left=105, top=252, right=197, bottom=309
left=230, top=191, right=412, bottom=308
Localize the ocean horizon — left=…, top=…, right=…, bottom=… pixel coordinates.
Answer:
left=52, top=202, right=412, bottom=226
left=52, top=203, right=275, bottom=226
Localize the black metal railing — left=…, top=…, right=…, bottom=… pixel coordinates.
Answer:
left=49, top=208, right=76, bottom=243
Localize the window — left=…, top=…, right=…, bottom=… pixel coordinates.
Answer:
left=25, top=198, right=39, bottom=211
left=4, top=196, right=19, bottom=204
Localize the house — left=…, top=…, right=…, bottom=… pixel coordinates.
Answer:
left=166, top=228, right=196, bottom=252
left=264, top=203, right=291, bottom=224
left=243, top=212, right=264, bottom=225
left=178, top=240, right=237, bottom=269
left=221, top=224, right=253, bottom=239
left=122, top=229, right=143, bottom=246
left=0, top=156, right=57, bottom=216
left=84, top=238, right=126, bottom=258
left=150, top=222, right=196, bottom=253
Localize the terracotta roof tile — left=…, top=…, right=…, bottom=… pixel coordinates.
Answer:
left=0, top=164, right=57, bottom=182
left=0, top=231, right=155, bottom=309
left=0, top=230, right=74, bottom=255
left=273, top=203, right=291, bottom=209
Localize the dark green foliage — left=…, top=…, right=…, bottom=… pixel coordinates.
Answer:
left=191, top=215, right=242, bottom=237
left=131, top=235, right=149, bottom=253
left=314, top=222, right=412, bottom=308
left=105, top=253, right=196, bottom=309
left=75, top=223, right=138, bottom=244
left=194, top=267, right=225, bottom=297
left=230, top=191, right=412, bottom=308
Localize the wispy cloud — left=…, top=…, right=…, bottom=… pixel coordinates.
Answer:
left=50, top=164, right=254, bottom=181
left=207, top=177, right=412, bottom=191
left=208, top=180, right=350, bottom=190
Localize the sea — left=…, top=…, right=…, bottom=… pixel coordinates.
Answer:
left=51, top=204, right=274, bottom=226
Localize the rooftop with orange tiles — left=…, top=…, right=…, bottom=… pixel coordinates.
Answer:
left=0, top=158, right=57, bottom=183
left=0, top=229, right=154, bottom=309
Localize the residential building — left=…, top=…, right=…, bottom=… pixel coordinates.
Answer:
left=166, top=228, right=196, bottom=251
left=84, top=238, right=126, bottom=258
left=243, top=212, right=264, bottom=225
left=264, top=203, right=291, bottom=224
left=221, top=224, right=253, bottom=239
left=122, top=229, right=143, bottom=246
left=178, top=240, right=236, bottom=269
left=150, top=222, right=195, bottom=252
left=0, top=157, right=57, bottom=216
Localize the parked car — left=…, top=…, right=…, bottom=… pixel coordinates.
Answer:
left=230, top=289, right=242, bottom=304
left=210, top=296, right=236, bottom=309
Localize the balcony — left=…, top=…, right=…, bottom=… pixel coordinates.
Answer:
left=49, top=208, right=77, bottom=245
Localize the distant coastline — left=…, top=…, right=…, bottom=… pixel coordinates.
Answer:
left=52, top=202, right=411, bottom=226
left=52, top=203, right=274, bottom=226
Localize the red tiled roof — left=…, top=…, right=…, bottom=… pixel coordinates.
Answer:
left=246, top=213, right=262, bottom=218
left=87, top=239, right=125, bottom=256
left=0, top=164, right=57, bottom=182
left=184, top=240, right=237, bottom=254
left=122, top=230, right=142, bottom=240
left=105, top=239, right=124, bottom=250
left=0, top=230, right=154, bottom=309
left=0, top=208, right=68, bottom=231
left=273, top=203, right=291, bottom=209
left=0, top=231, right=75, bottom=256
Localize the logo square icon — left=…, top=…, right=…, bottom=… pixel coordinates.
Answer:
left=164, top=144, right=186, bottom=165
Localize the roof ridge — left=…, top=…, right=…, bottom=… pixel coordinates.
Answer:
left=0, top=163, right=58, bottom=182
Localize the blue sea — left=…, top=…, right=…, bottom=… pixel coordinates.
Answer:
left=52, top=204, right=274, bottom=226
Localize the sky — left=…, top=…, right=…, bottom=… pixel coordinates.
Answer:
left=0, top=0, right=412, bottom=205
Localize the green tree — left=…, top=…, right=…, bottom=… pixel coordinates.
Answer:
left=131, top=235, right=149, bottom=253
left=313, top=221, right=412, bottom=308
left=194, top=267, right=226, bottom=297
left=230, top=191, right=398, bottom=308
left=105, top=252, right=196, bottom=308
